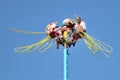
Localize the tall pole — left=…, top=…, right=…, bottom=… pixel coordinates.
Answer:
left=63, top=30, right=68, bottom=80
left=64, top=48, right=68, bottom=80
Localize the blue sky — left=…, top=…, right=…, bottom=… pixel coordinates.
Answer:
left=0, top=0, right=120, bottom=80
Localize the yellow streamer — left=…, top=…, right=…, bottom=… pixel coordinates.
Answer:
left=63, top=31, right=69, bottom=48
left=14, top=35, right=51, bottom=53
left=81, top=32, right=113, bottom=57
left=63, top=31, right=68, bottom=43
left=8, top=28, right=46, bottom=34
left=39, top=40, right=54, bottom=52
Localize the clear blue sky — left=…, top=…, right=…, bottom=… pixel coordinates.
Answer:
left=0, top=0, right=120, bottom=80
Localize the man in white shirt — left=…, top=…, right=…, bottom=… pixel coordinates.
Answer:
left=69, top=16, right=87, bottom=47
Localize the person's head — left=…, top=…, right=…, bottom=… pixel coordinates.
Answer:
left=76, top=16, right=82, bottom=24
left=46, top=22, right=57, bottom=33
left=47, top=22, right=57, bottom=29
left=63, top=18, right=74, bottom=26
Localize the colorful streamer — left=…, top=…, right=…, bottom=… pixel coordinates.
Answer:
left=81, top=32, right=113, bottom=57
left=14, top=35, right=51, bottom=53
left=8, top=28, right=46, bottom=34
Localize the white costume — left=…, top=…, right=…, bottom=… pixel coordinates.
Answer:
left=46, top=22, right=57, bottom=34
left=79, top=20, right=86, bottom=29
left=75, top=20, right=86, bottom=31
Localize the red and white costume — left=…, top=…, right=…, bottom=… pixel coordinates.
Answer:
left=46, top=22, right=61, bottom=38
left=70, top=18, right=87, bottom=44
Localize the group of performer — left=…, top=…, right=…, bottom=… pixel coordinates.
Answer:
left=46, top=15, right=86, bottom=49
